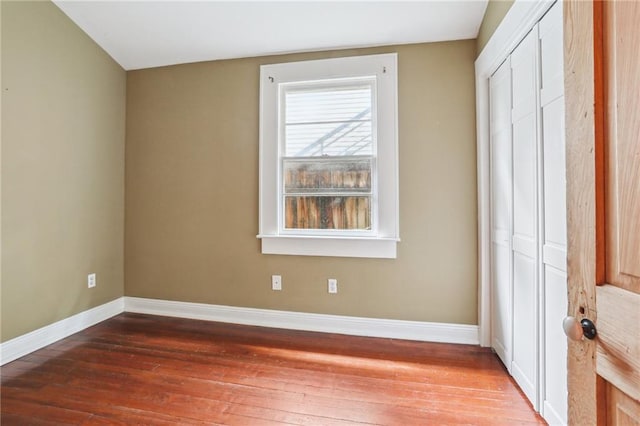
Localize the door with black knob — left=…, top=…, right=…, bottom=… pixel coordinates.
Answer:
left=565, top=1, right=640, bottom=424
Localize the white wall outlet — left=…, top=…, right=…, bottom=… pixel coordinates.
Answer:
left=87, top=273, right=96, bottom=288
left=271, top=275, right=282, bottom=291
left=328, top=278, right=338, bottom=294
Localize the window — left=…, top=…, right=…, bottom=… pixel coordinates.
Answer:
left=258, top=54, right=399, bottom=258
left=283, top=79, right=375, bottom=233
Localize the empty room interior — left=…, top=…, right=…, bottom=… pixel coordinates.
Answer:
left=2, top=0, right=639, bottom=425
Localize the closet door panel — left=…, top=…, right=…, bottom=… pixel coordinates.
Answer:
left=512, top=104, right=537, bottom=244
left=542, top=100, right=566, bottom=259
left=492, top=243, right=511, bottom=363
left=544, top=265, right=568, bottom=423
left=542, top=92, right=568, bottom=425
left=510, top=27, right=539, bottom=408
left=512, top=253, right=538, bottom=401
left=539, top=3, right=567, bottom=424
left=489, top=58, right=513, bottom=368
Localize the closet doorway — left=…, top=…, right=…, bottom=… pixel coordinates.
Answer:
left=480, top=2, right=567, bottom=424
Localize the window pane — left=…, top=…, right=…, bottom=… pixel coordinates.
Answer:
left=284, top=196, right=371, bottom=230
left=286, top=121, right=373, bottom=157
left=284, top=159, right=371, bottom=193
left=284, top=85, right=373, bottom=157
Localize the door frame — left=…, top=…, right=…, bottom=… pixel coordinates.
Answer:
left=475, top=0, right=557, bottom=348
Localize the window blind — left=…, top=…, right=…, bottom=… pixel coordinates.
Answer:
left=284, top=82, right=374, bottom=157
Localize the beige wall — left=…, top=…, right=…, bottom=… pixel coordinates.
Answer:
left=126, top=41, right=478, bottom=325
left=1, top=1, right=126, bottom=341
left=476, top=0, right=515, bottom=56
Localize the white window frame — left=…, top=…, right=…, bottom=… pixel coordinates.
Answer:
left=258, top=53, right=399, bottom=258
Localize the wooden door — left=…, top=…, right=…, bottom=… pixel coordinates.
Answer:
left=565, top=1, right=640, bottom=424
left=598, top=0, right=640, bottom=423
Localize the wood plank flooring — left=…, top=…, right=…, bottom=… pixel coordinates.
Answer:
left=1, top=313, right=546, bottom=425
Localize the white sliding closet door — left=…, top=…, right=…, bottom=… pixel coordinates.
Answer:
left=510, top=27, right=539, bottom=408
left=489, top=58, right=513, bottom=370
left=486, top=1, right=567, bottom=422
left=539, top=3, right=567, bottom=424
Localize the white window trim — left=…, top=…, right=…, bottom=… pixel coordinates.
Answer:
left=258, top=53, right=399, bottom=258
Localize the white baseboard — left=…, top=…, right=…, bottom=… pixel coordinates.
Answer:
left=0, top=297, right=124, bottom=366
left=1, top=296, right=479, bottom=366
left=124, top=297, right=479, bottom=345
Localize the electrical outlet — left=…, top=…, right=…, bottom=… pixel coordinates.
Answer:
left=328, top=278, right=338, bottom=294
left=271, top=275, right=282, bottom=291
left=87, top=273, right=96, bottom=288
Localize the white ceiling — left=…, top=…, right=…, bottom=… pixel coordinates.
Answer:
left=53, top=1, right=488, bottom=71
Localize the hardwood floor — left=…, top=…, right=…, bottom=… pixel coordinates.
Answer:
left=1, top=313, right=545, bottom=425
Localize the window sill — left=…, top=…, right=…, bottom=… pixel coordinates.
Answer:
left=257, top=235, right=399, bottom=259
